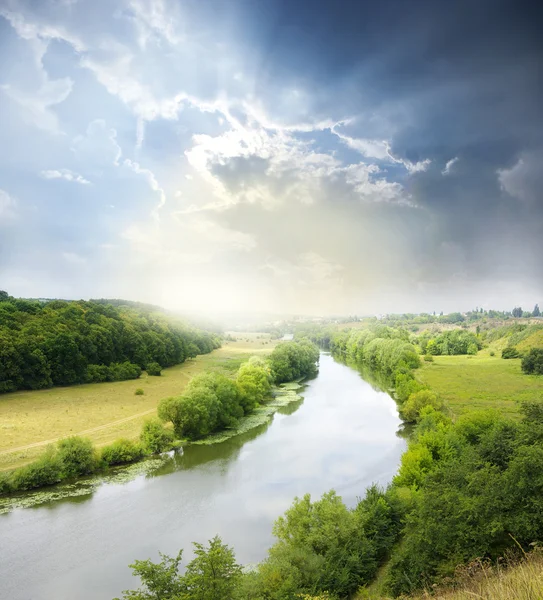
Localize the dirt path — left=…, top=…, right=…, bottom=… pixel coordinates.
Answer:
left=0, top=408, right=157, bottom=456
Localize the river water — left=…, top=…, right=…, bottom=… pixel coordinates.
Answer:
left=0, top=354, right=406, bottom=600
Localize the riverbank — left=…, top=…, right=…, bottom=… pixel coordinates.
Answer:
left=0, top=381, right=304, bottom=514
left=0, top=353, right=405, bottom=600
left=0, top=333, right=277, bottom=472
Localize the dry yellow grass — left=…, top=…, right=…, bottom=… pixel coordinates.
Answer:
left=411, top=552, right=543, bottom=600
left=0, top=333, right=276, bottom=471
left=357, top=552, right=543, bottom=600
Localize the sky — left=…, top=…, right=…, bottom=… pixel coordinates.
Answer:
left=0, top=0, right=542, bottom=316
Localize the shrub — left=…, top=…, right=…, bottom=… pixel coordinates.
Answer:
left=502, top=346, right=520, bottom=359
left=395, top=371, right=425, bottom=403
left=140, top=418, right=175, bottom=454
left=467, top=343, right=478, bottom=355
left=109, top=361, right=142, bottom=381
left=521, top=348, right=543, bottom=375
left=0, top=471, right=12, bottom=494
left=400, top=390, right=443, bottom=423
left=490, top=350, right=495, bottom=356
left=135, top=388, right=144, bottom=395
left=9, top=448, right=63, bottom=491
left=85, top=364, right=112, bottom=383
left=424, top=354, right=434, bottom=362
left=146, top=362, right=162, bottom=376
left=57, top=436, right=97, bottom=478
left=101, top=439, right=145, bottom=466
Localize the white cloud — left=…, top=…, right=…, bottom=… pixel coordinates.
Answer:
left=0, top=189, right=17, bottom=220
left=331, top=125, right=391, bottom=160
left=62, top=251, right=86, bottom=265
left=187, top=217, right=257, bottom=251
left=332, top=123, right=431, bottom=173
left=72, top=119, right=122, bottom=166
left=497, top=156, right=540, bottom=203
left=442, top=156, right=459, bottom=175
left=127, top=0, right=184, bottom=48
left=123, top=159, right=166, bottom=219
left=41, top=169, right=91, bottom=185
left=0, top=59, right=73, bottom=134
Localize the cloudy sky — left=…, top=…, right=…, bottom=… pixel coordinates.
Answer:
left=0, top=0, right=542, bottom=316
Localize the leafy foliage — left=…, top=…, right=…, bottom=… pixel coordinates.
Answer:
left=502, top=346, right=521, bottom=359
left=521, top=348, right=543, bottom=375
left=0, top=294, right=220, bottom=393
left=140, top=418, right=175, bottom=454
left=116, top=537, right=242, bottom=600
left=146, top=362, right=162, bottom=376
left=268, top=340, right=320, bottom=384
left=101, top=439, right=145, bottom=466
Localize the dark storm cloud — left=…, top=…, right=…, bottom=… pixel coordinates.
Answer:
left=241, top=0, right=543, bottom=283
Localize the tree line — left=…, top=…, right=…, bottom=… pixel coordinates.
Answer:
left=0, top=292, right=221, bottom=393
left=157, top=340, right=319, bottom=440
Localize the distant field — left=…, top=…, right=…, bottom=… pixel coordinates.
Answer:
left=417, top=352, right=543, bottom=419
left=0, top=333, right=276, bottom=471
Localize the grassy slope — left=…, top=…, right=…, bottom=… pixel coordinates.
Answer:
left=359, top=551, right=543, bottom=600
left=0, top=333, right=276, bottom=471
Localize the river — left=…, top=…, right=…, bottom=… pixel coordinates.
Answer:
left=0, top=353, right=406, bottom=600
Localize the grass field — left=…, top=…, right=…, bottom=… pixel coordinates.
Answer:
left=417, top=352, right=543, bottom=419
left=0, top=333, right=277, bottom=471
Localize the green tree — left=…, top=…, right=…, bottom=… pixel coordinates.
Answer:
left=140, top=418, right=174, bottom=454
left=400, top=390, right=443, bottom=423
left=181, top=536, right=242, bottom=600
left=57, top=436, right=97, bottom=478
left=116, top=551, right=184, bottom=600
left=521, top=348, right=543, bottom=375
left=146, top=362, right=162, bottom=376
left=533, top=304, right=541, bottom=317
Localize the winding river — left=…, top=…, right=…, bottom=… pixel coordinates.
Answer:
left=0, top=353, right=406, bottom=600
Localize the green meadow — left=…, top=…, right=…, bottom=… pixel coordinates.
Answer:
left=0, top=334, right=276, bottom=472
left=417, top=352, right=543, bottom=419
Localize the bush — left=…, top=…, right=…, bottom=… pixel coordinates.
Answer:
left=423, top=354, right=434, bottom=362
left=0, top=471, right=12, bottom=494
left=521, top=348, right=543, bottom=375
left=140, top=418, right=174, bottom=454
left=57, top=436, right=97, bottom=478
left=135, top=388, right=144, bottom=395
left=9, top=448, right=63, bottom=491
left=467, top=343, right=478, bottom=355
left=400, top=390, right=443, bottom=423
left=490, top=350, right=495, bottom=357
left=85, top=364, right=113, bottom=383
left=502, top=346, right=520, bottom=359
left=146, top=362, right=162, bottom=376
left=110, top=361, right=142, bottom=381
left=101, top=439, right=145, bottom=466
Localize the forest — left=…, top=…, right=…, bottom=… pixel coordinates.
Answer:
left=0, top=292, right=221, bottom=393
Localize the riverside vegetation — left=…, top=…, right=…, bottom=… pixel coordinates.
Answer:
left=0, top=340, right=319, bottom=496
left=116, top=320, right=543, bottom=599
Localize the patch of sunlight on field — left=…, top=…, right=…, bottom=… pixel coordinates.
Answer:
left=0, top=334, right=277, bottom=471
left=417, top=353, right=543, bottom=419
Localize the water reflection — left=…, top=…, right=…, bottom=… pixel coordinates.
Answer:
left=0, top=354, right=406, bottom=600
